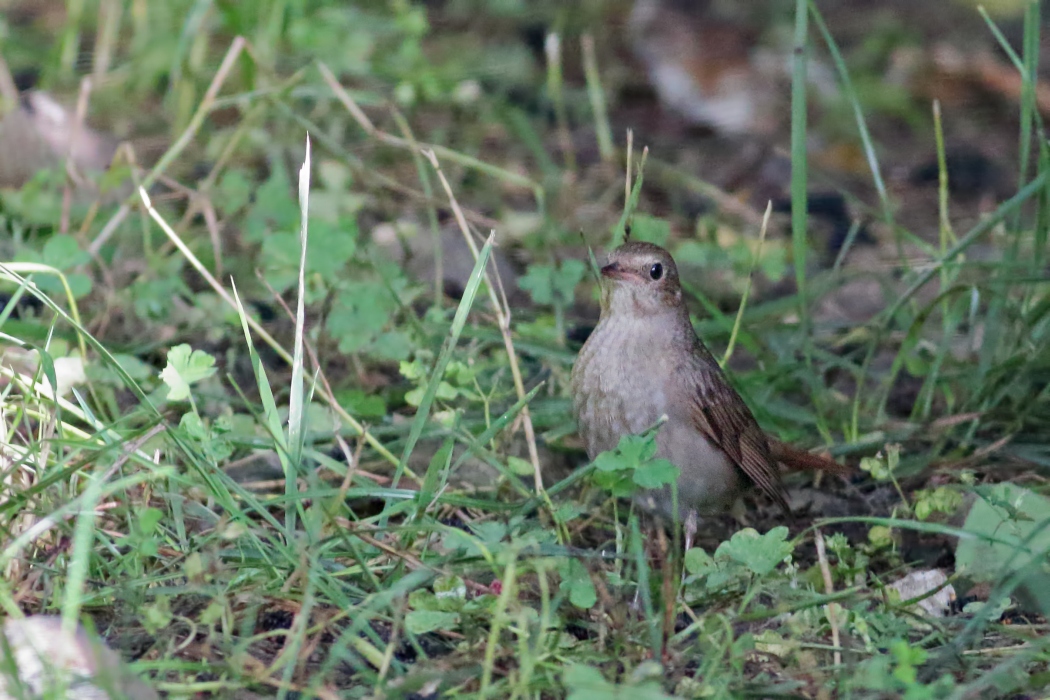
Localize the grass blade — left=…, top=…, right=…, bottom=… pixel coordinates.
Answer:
left=388, top=235, right=494, bottom=495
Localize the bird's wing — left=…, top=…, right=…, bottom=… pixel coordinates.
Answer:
left=688, top=365, right=790, bottom=512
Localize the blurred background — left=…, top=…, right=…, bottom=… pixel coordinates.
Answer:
left=0, top=0, right=1041, bottom=322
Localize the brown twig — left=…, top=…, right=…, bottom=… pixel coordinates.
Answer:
left=656, top=524, right=674, bottom=662
left=814, top=528, right=843, bottom=667
left=336, top=434, right=366, bottom=499
left=420, top=150, right=546, bottom=498
left=88, top=37, right=247, bottom=254
left=145, top=37, right=246, bottom=193
left=60, top=76, right=94, bottom=235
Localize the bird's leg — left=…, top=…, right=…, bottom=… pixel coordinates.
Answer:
left=656, top=522, right=674, bottom=663
left=684, top=509, right=698, bottom=552
left=680, top=510, right=700, bottom=589
left=631, top=582, right=642, bottom=612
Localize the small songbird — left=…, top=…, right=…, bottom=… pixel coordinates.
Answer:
left=571, top=241, right=844, bottom=539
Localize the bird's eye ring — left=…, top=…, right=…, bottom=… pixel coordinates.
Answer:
left=649, top=263, right=663, bottom=280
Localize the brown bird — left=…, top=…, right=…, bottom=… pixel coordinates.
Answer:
left=571, top=241, right=845, bottom=542
left=626, top=0, right=836, bottom=138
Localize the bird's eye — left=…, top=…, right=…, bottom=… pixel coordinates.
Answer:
left=649, top=263, right=663, bottom=280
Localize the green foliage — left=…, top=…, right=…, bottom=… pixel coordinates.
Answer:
left=405, top=608, right=460, bottom=634
left=825, top=532, right=871, bottom=585
left=627, top=213, right=671, bottom=247
left=243, top=168, right=300, bottom=245
left=335, top=388, right=387, bottom=418
left=129, top=507, right=165, bottom=558
left=860, top=443, right=901, bottom=481
left=234, top=161, right=417, bottom=361
left=718, top=526, right=793, bottom=576
left=12, top=233, right=93, bottom=298
left=401, top=357, right=477, bottom=407
left=1, top=169, right=70, bottom=226
left=592, top=432, right=680, bottom=498
left=850, top=640, right=956, bottom=698
left=913, top=485, right=964, bottom=521
left=558, top=558, right=597, bottom=609
left=159, top=344, right=217, bottom=402
left=956, top=482, right=1050, bottom=584
left=261, top=217, right=360, bottom=295
left=179, top=411, right=236, bottom=464
left=518, top=258, right=586, bottom=307
left=286, top=6, right=383, bottom=77
left=684, top=526, right=793, bottom=592
left=131, top=256, right=191, bottom=321
left=143, top=596, right=173, bottom=636
left=88, top=353, right=157, bottom=386
left=405, top=574, right=503, bottom=637
left=329, top=278, right=414, bottom=361
left=563, top=663, right=674, bottom=700
left=674, top=233, right=788, bottom=288
left=216, top=169, right=252, bottom=215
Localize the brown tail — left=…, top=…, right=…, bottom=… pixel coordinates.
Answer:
left=769, top=440, right=850, bottom=476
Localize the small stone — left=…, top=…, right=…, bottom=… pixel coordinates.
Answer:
left=0, top=616, right=158, bottom=700
left=888, top=569, right=956, bottom=617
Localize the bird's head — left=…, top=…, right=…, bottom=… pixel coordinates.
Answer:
left=600, top=241, right=684, bottom=318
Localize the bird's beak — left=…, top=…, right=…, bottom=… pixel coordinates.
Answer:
left=600, top=262, right=637, bottom=281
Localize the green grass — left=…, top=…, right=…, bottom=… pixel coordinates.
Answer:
left=0, top=1, right=1049, bottom=698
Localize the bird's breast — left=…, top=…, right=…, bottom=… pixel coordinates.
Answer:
left=571, top=315, right=675, bottom=458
